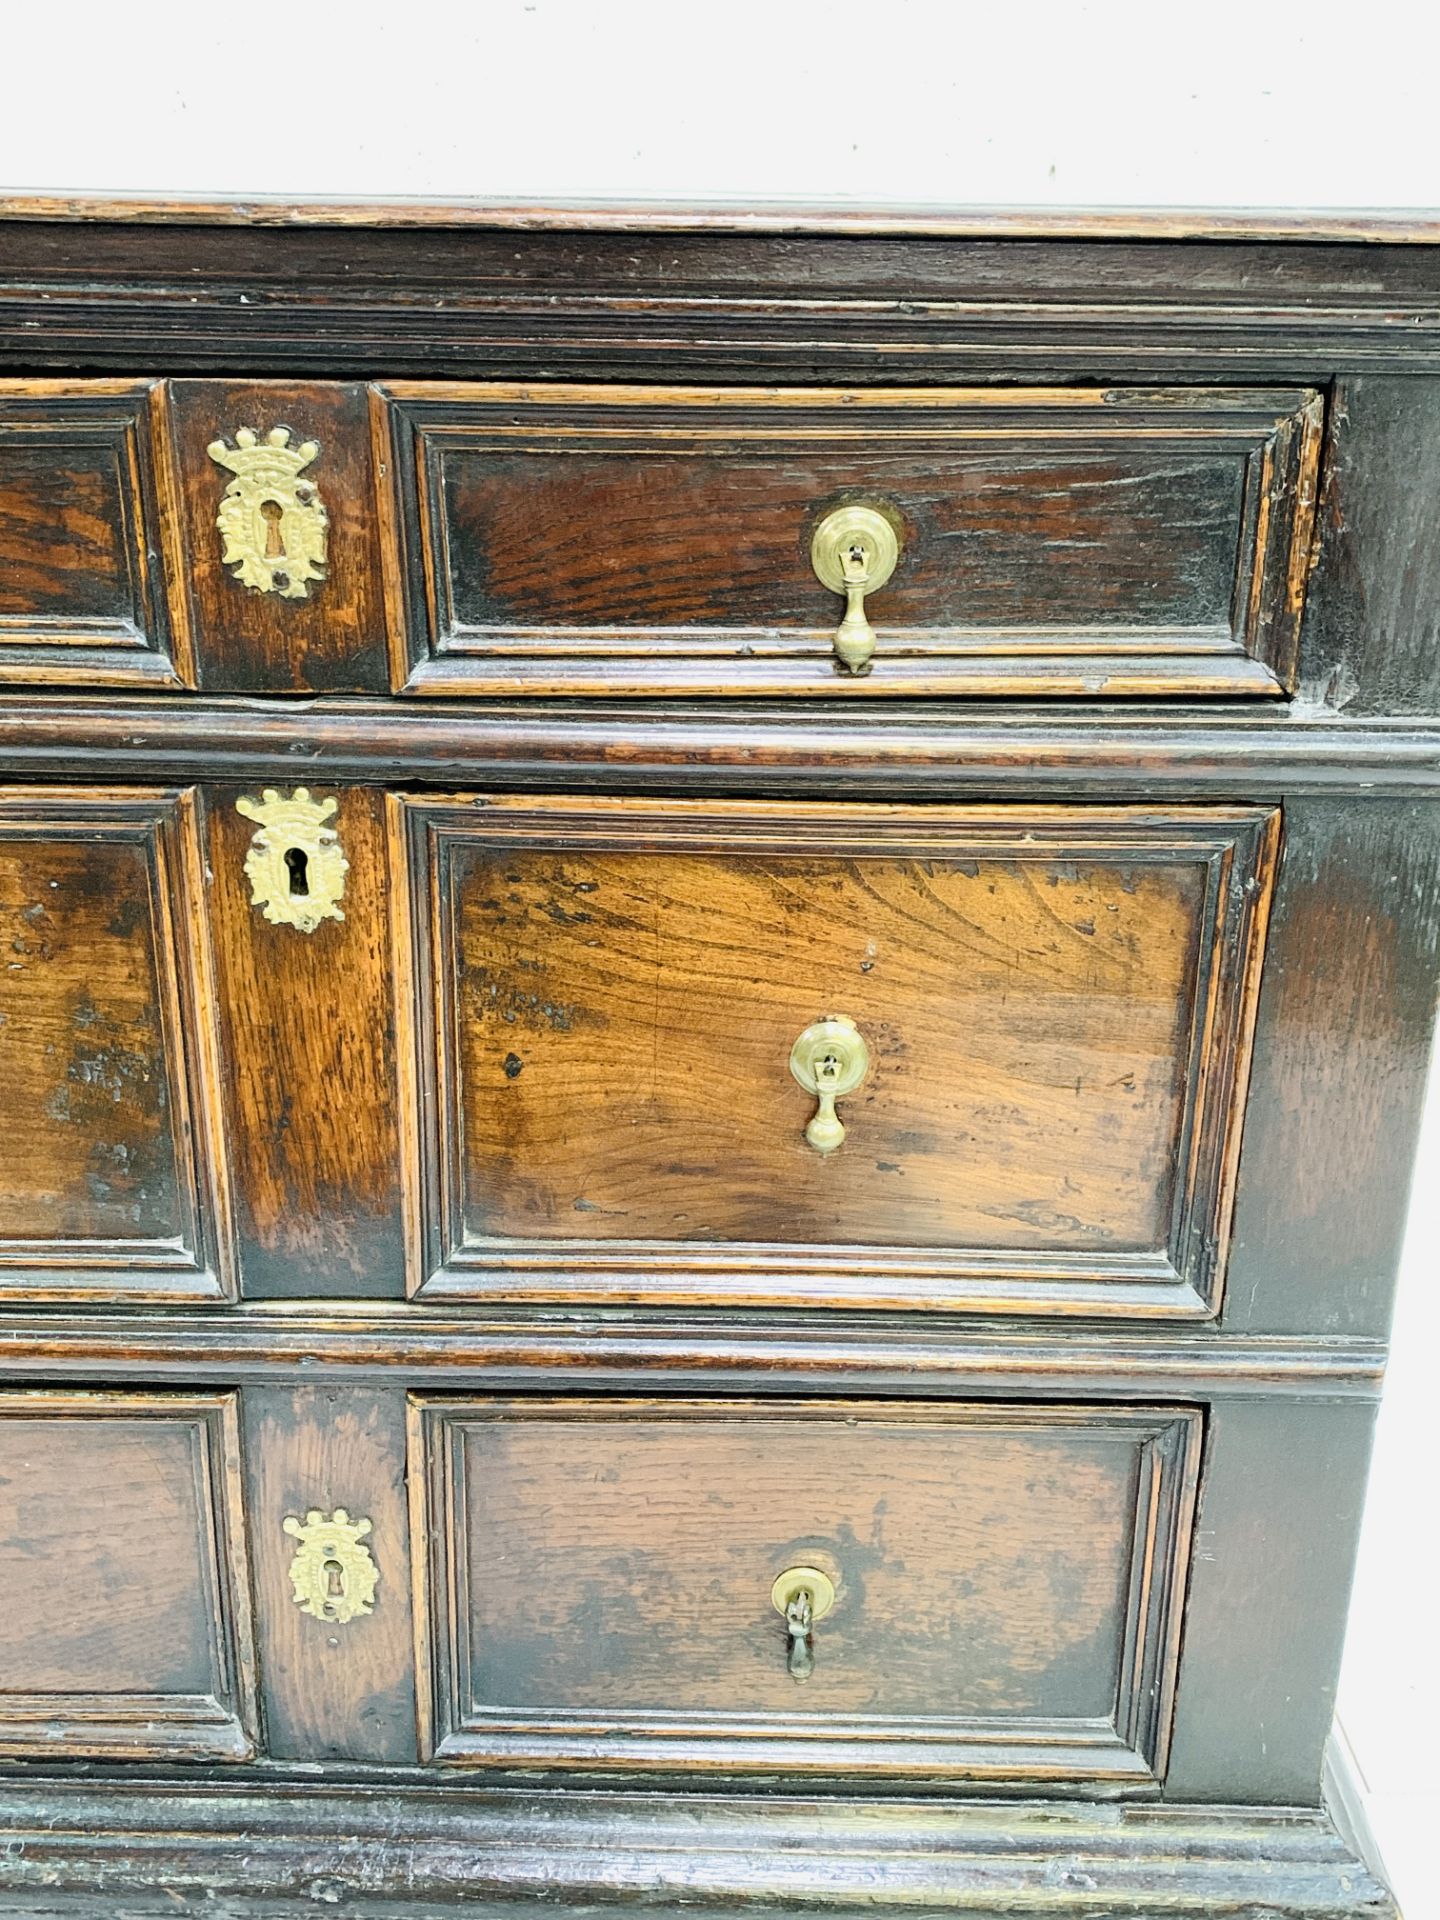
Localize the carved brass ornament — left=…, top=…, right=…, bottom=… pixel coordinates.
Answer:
left=790, top=1016, right=871, bottom=1155
left=282, top=1509, right=378, bottom=1624
left=235, top=787, right=348, bottom=934
left=810, top=502, right=901, bottom=673
left=208, top=425, right=329, bottom=599
left=771, top=1566, right=836, bottom=1683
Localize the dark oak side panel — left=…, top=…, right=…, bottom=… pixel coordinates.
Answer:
left=1164, top=1396, right=1377, bottom=1805
left=0, top=1389, right=257, bottom=1760
left=0, top=786, right=234, bottom=1300
left=0, top=379, right=192, bottom=688
left=412, top=1395, right=1200, bottom=1783
left=244, top=1385, right=417, bottom=1762
left=1223, top=798, right=1440, bottom=1338
left=1298, top=376, right=1440, bottom=715
left=166, top=380, right=388, bottom=694
left=204, top=785, right=403, bottom=1297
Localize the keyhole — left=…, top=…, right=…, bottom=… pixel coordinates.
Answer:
left=284, top=847, right=310, bottom=897
left=261, top=498, right=286, bottom=558
left=323, top=1557, right=346, bottom=1600
left=843, top=539, right=871, bottom=579
left=819, top=1050, right=841, bottom=1081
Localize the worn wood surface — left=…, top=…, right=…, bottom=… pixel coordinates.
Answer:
left=165, top=380, right=388, bottom=694
left=414, top=1395, right=1198, bottom=1781
left=1165, top=1396, right=1379, bottom=1804
left=401, top=797, right=1276, bottom=1316
left=1224, top=797, right=1440, bottom=1337
left=0, top=1779, right=1398, bottom=1918
left=0, top=211, right=1433, bottom=1920
left=2, top=697, right=1438, bottom=795
left=0, top=787, right=232, bottom=1299
left=204, top=785, right=403, bottom=1296
left=381, top=384, right=1318, bottom=697
left=244, top=1385, right=416, bottom=1761
left=3, top=193, right=1438, bottom=238
left=0, top=1390, right=256, bottom=1760
left=0, top=380, right=189, bottom=687
left=0, top=1305, right=1384, bottom=1396
left=1298, top=376, right=1440, bottom=714
left=5, top=223, right=1440, bottom=393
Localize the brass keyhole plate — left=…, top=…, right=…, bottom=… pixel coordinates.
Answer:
left=208, top=425, right=329, bottom=600
left=282, top=1508, right=378, bottom=1625
left=236, top=788, right=348, bottom=934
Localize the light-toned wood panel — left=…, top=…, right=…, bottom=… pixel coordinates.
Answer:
left=0, top=788, right=233, bottom=1300
left=413, top=1396, right=1200, bottom=1781
left=0, top=1390, right=257, bottom=1760
left=245, top=1385, right=417, bottom=1760
left=399, top=797, right=1279, bottom=1317
left=204, top=785, right=403, bottom=1297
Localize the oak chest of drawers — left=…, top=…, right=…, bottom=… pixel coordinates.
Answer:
left=0, top=197, right=1433, bottom=1918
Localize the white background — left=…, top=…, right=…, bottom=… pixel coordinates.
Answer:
left=1, top=3, right=1435, bottom=1910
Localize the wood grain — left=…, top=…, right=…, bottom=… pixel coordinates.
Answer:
left=1165, top=1396, right=1379, bottom=1803
left=0, top=695, right=1437, bottom=796
left=0, top=1780, right=1397, bottom=1920
left=0, top=787, right=233, bottom=1299
left=0, top=209, right=1432, bottom=1913
left=1223, top=797, right=1440, bottom=1337
left=401, top=797, right=1278, bottom=1316
left=1297, top=377, right=1440, bottom=714
left=0, top=379, right=191, bottom=687
left=204, top=785, right=403, bottom=1297
left=0, top=1305, right=1382, bottom=1399
left=9, top=226, right=1440, bottom=399
left=413, top=1395, right=1199, bottom=1780
left=244, top=1385, right=417, bottom=1761
left=165, top=380, right=388, bottom=694
left=0, top=1389, right=256, bottom=1760
left=3, top=194, right=1438, bottom=241
left=380, top=384, right=1320, bottom=697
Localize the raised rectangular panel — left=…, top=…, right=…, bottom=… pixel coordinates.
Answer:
left=378, top=383, right=1322, bottom=698
left=396, top=796, right=1279, bottom=1318
left=0, top=1390, right=257, bottom=1760
left=0, top=380, right=191, bottom=687
left=412, top=1395, right=1201, bottom=1783
left=0, top=788, right=233, bottom=1299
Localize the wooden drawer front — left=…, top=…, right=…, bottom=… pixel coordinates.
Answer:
left=378, top=382, right=1322, bottom=698
left=0, top=381, right=190, bottom=688
left=0, top=789, right=233, bottom=1300
left=167, top=379, right=388, bottom=693
left=413, top=1397, right=1200, bottom=1782
left=398, top=797, right=1279, bottom=1318
left=0, top=1391, right=257, bottom=1760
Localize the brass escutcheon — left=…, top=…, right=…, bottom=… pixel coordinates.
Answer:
left=789, top=1016, right=871, bottom=1155
left=282, top=1508, right=378, bottom=1625
left=810, top=502, right=901, bottom=674
left=235, top=787, right=348, bottom=934
left=208, top=426, right=329, bottom=600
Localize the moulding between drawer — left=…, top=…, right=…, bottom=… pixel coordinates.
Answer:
left=0, top=1308, right=1385, bottom=1398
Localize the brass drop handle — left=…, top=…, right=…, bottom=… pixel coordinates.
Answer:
left=789, top=1016, right=871, bottom=1155
left=771, top=1566, right=836, bottom=1683
left=810, top=503, right=901, bottom=673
